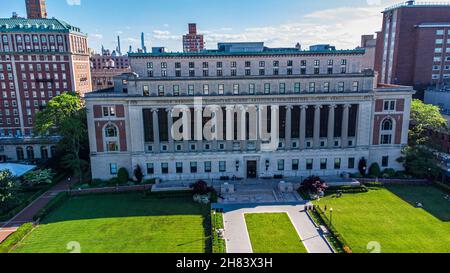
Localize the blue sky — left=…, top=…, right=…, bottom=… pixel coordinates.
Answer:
left=0, top=0, right=442, bottom=52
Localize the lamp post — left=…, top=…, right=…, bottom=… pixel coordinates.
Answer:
left=329, top=208, right=333, bottom=225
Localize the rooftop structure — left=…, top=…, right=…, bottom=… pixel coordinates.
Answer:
left=25, top=0, right=47, bottom=19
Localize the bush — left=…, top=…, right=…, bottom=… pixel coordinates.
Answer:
left=381, top=168, right=396, bottom=178
left=190, top=180, right=212, bottom=195
left=117, top=168, right=129, bottom=184
left=326, top=185, right=368, bottom=194
left=134, top=165, right=143, bottom=183
left=314, top=206, right=352, bottom=253
left=0, top=223, right=34, bottom=253
left=108, top=177, right=119, bottom=186
left=368, top=163, right=381, bottom=177
left=301, top=176, right=328, bottom=195
left=211, top=211, right=226, bottom=253
left=33, top=192, right=68, bottom=221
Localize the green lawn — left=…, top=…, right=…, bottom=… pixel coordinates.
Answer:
left=244, top=213, right=308, bottom=253
left=12, top=193, right=210, bottom=253
left=313, top=185, right=450, bottom=253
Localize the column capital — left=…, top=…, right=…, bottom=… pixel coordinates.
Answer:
left=151, top=108, right=159, bottom=113
left=225, top=105, right=235, bottom=111
left=328, top=104, right=337, bottom=109
left=314, top=104, right=322, bottom=110
left=300, top=105, right=308, bottom=110
left=285, top=105, right=294, bottom=110
left=343, top=104, right=352, bottom=109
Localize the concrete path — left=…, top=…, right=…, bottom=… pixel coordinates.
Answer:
left=220, top=203, right=334, bottom=253
left=0, top=177, right=74, bottom=243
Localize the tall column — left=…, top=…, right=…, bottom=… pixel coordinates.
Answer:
left=313, top=105, right=321, bottom=148
left=285, top=105, right=292, bottom=149
left=195, top=108, right=203, bottom=151
left=240, top=106, right=247, bottom=151
left=342, top=104, right=351, bottom=148
left=166, top=108, right=174, bottom=152
left=182, top=108, right=190, bottom=152
left=327, top=104, right=336, bottom=148
left=299, top=105, right=306, bottom=149
left=225, top=106, right=234, bottom=151
left=152, top=108, right=160, bottom=153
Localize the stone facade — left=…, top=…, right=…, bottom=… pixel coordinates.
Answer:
left=85, top=44, right=414, bottom=181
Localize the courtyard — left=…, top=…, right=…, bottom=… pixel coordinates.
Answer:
left=313, top=185, right=450, bottom=253
left=11, top=192, right=210, bottom=253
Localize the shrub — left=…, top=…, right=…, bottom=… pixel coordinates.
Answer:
left=368, top=163, right=381, bottom=177
left=0, top=223, right=34, bottom=253
left=190, top=180, right=211, bottom=195
left=134, top=165, right=144, bottom=183
left=301, top=176, right=328, bottom=194
left=108, top=177, right=119, bottom=186
left=90, top=179, right=105, bottom=186
left=117, top=168, right=129, bottom=184
left=381, top=168, right=396, bottom=178
left=22, top=169, right=54, bottom=187
left=358, top=157, right=367, bottom=176
left=326, top=185, right=368, bottom=194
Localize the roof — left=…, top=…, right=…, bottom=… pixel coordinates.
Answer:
left=384, top=1, right=450, bottom=12
left=0, top=17, right=84, bottom=34
left=0, top=163, right=36, bottom=177
left=129, top=48, right=365, bottom=58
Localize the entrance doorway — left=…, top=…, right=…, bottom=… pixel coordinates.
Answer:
left=247, top=160, right=257, bottom=178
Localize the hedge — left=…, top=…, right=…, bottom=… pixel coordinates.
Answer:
left=326, top=185, right=369, bottom=194
left=0, top=223, right=34, bottom=253
left=313, top=206, right=352, bottom=254
left=211, top=211, right=226, bottom=253
left=33, top=192, right=69, bottom=221
left=433, top=181, right=450, bottom=193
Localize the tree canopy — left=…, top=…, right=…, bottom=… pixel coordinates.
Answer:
left=410, top=99, right=448, bottom=145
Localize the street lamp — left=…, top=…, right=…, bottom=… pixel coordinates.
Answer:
left=329, top=208, right=333, bottom=225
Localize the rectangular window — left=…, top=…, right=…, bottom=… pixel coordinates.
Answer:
left=323, top=82, right=330, bottom=92
left=352, top=81, right=359, bottom=92
left=190, top=162, right=198, bottom=173
left=219, top=161, right=226, bottom=172
left=279, top=83, right=286, bottom=94
left=382, top=156, right=389, bottom=167
left=292, top=159, right=299, bottom=171
left=249, top=84, right=255, bottom=95
left=161, top=163, right=169, bottom=174
left=110, top=163, right=118, bottom=175
left=334, top=158, right=341, bottom=169
left=203, top=84, right=209, bottom=95
left=218, top=84, right=224, bottom=95
left=147, top=163, right=154, bottom=174
left=188, top=85, right=194, bottom=96
left=384, top=100, right=396, bottom=111
left=306, top=159, right=313, bottom=170
left=309, top=82, right=315, bottom=92
left=173, top=85, right=180, bottom=96
left=158, top=85, right=165, bottom=96
left=264, top=83, right=270, bottom=94
left=337, top=82, right=345, bottom=92
left=277, top=160, right=285, bottom=171
left=176, top=162, right=183, bottom=173
left=320, top=159, right=327, bottom=170
left=348, top=158, right=355, bottom=169
left=233, top=84, right=239, bottom=95
left=294, top=83, right=301, bottom=93
left=143, top=85, right=150, bottom=96
left=204, top=161, right=212, bottom=173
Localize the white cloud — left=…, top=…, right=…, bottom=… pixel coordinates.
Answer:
left=90, top=33, right=103, bottom=40
left=152, top=30, right=179, bottom=41
left=66, top=0, right=81, bottom=6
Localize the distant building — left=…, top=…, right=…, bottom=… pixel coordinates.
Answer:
left=25, top=0, right=47, bottom=19
left=375, top=1, right=450, bottom=95
left=0, top=6, right=91, bottom=162
left=182, top=23, right=205, bottom=53
left=90, top=49, right=130, bottom=91
left=359, top=34, right=377, bottom=71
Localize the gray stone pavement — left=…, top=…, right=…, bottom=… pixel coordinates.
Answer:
left=217, top=203, right=334, bottom=254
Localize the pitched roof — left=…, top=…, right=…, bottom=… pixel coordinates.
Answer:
left=0, top=17, right=83, bottom=34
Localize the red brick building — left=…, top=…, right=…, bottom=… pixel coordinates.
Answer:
left=0, top=3, right=91, bottom=162
left=90, top=49, right=130, bottom=91
left=25, top=0, right=47, bottom=19
left=182, top=23, right=205, bottom=53
left=375, top=1, right=450, bottom=94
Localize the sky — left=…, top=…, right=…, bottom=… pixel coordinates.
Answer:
left=1, top=0, right=447, bottom=53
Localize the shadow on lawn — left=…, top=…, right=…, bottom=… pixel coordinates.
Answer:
left=385, top=185, right=450, bottom=222
left=41, top=192, right=211, bottom=224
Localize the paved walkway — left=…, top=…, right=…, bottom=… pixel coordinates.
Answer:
left=0, top=178, right=74, bottom=243
left=219, top=203, right=333, bottom=253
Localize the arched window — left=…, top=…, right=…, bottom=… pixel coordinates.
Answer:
left=382, top=119, right=393, bottom=131
left=26, top=146, right=35, bottom=160
left=105, top=124, right=118, bottom=137
left=41, top=146, right=49, bottom=160
left=104, top=124, right=119, bottom=152
left=380, top=118, right=394, bottom=145
left=16, top=147, right=24, bottom=161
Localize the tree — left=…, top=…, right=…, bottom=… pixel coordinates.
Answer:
left=117, top=168, right=129, bottom=184
left=301, top=176, right=328, bottom=194
left=397, top=146, right=441, bottom=180
left=0, top=170, right=16, bottom=203
left=22, top=169, right=54, bottom=187
left=34, top=93, right=89, bottom=183
left=410, top=99, right=448, bottom=146
left=358, top=157, right=367, bottom=177
left=134, top=165, right=144, bottom=183
left=368, top=163, right=381, bottom=177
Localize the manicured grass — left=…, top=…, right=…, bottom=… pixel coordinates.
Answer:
left=313, top=185, right=450, bottom=253
left=12, top=193, right=209, bottom=253
left=244, top=213, right=308, bottom=253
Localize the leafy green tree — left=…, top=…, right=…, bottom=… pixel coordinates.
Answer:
left=368, top=163, right=381, bottom=177
left=397, top=146, right=440, bottom=179
left=34, top=93, right=89, bottom=183
left=0, top=170, right=16, bottom=203
left=410, top=99, right=448, bottom=146
left=22, top=169, right=54, bottom=187
left=117, top=168, right=129, bottom=184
